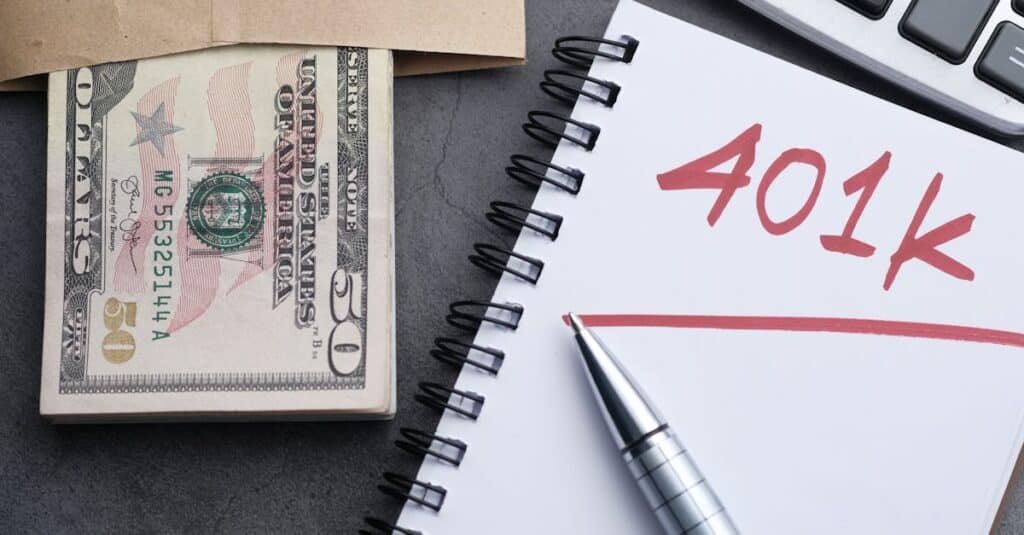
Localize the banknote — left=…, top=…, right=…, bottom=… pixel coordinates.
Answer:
left=41, top=45, right=395, bottom=421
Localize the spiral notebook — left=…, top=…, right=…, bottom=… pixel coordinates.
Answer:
left=369, top=1, right=1024, bottom=533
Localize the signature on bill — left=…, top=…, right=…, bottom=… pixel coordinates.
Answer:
left=117, top=175, right=143, bottom=273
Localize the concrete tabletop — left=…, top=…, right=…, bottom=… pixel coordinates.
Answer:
left=3, top=0, right=1022, bottom=532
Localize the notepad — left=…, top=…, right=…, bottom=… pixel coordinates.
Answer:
left=397, top=1, right=1024, bottom=532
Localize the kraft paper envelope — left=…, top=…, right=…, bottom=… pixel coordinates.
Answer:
left=0, top=0, right=525, bottom=91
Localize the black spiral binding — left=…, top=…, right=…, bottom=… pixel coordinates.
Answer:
left=486, top=201, right=563, bottom=241
left=415, top=382, right=486, bottom=420
left=522, top=110, right=601, bottom=150
left=446, top=300, right=524, bottom=331
left=363, top=33, right=638, bottom=534
left=431, top=337, right=505, bottom=375
left=506, top=154, right=585, bottom=194
left=552, top=35, right=639, bottom=68
left=541, top=69, right=621, bottom=107
left=468, top=243, right=545, bottom=284
left=376, top=472, right=447, bottom=512
left=395, top=427, right=469, bottom=466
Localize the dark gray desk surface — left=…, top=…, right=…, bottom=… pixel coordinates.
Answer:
left=3, top=0, right=1023, bottom=532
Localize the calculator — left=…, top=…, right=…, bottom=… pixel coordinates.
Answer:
left=737, top=0, right=1024, bottom=136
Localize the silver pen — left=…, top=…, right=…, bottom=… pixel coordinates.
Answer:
left=568, top=313, right=740, bottom=535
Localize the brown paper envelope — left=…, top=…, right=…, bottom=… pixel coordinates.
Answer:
left=0, top=53, right=525, bottom=92
left=0, top=0, right=524, bottom=90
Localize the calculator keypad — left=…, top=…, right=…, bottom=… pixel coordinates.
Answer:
left=742, top=0, right=1024, bottom=134
left=837, top=0, right=892, bottom=19
left=899, top=0, right=998, bottom=64
left=976, top=22, right=1024, bottom=103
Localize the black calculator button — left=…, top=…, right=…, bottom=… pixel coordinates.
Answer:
left=899, top=0, right=998, bottom=64
left=976, top=22, right=1024, bottom=103
left=836, top=0, right=892, bottom=19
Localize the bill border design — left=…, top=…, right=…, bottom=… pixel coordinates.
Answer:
left=62, top=371, right=363, bottom=394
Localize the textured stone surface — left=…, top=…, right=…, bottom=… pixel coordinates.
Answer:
left=2, top=0, right=1022, bottom=532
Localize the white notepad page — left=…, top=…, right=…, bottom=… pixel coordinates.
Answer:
left=398, top=1, right=1024, bottom=533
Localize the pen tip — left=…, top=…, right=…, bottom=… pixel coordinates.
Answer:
left=567, top=312, right=585, bottom=333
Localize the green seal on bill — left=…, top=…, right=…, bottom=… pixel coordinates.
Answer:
left=186, top=171, right=266, bottom=251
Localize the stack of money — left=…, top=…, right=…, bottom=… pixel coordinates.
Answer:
left=40, top=45, right=395, bottom=421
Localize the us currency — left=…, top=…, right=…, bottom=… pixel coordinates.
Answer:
left=41, top=46, right=395, bottom=421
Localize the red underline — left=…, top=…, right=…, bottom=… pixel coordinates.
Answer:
left=566, top=314, right=1024, bottom=349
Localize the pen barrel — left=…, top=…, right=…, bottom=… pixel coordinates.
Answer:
left=625, top=428, right=739, bottom=535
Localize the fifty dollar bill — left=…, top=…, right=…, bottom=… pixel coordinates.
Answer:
left=41, top=46, right=395, bottom=421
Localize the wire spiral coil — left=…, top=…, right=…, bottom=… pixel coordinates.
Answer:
left=507, top=154, right=585, bottom=194
left=362, top=33, right=638, bottom=533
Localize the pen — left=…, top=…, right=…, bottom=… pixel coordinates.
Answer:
left=567, top=313, right=739, bottom=535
